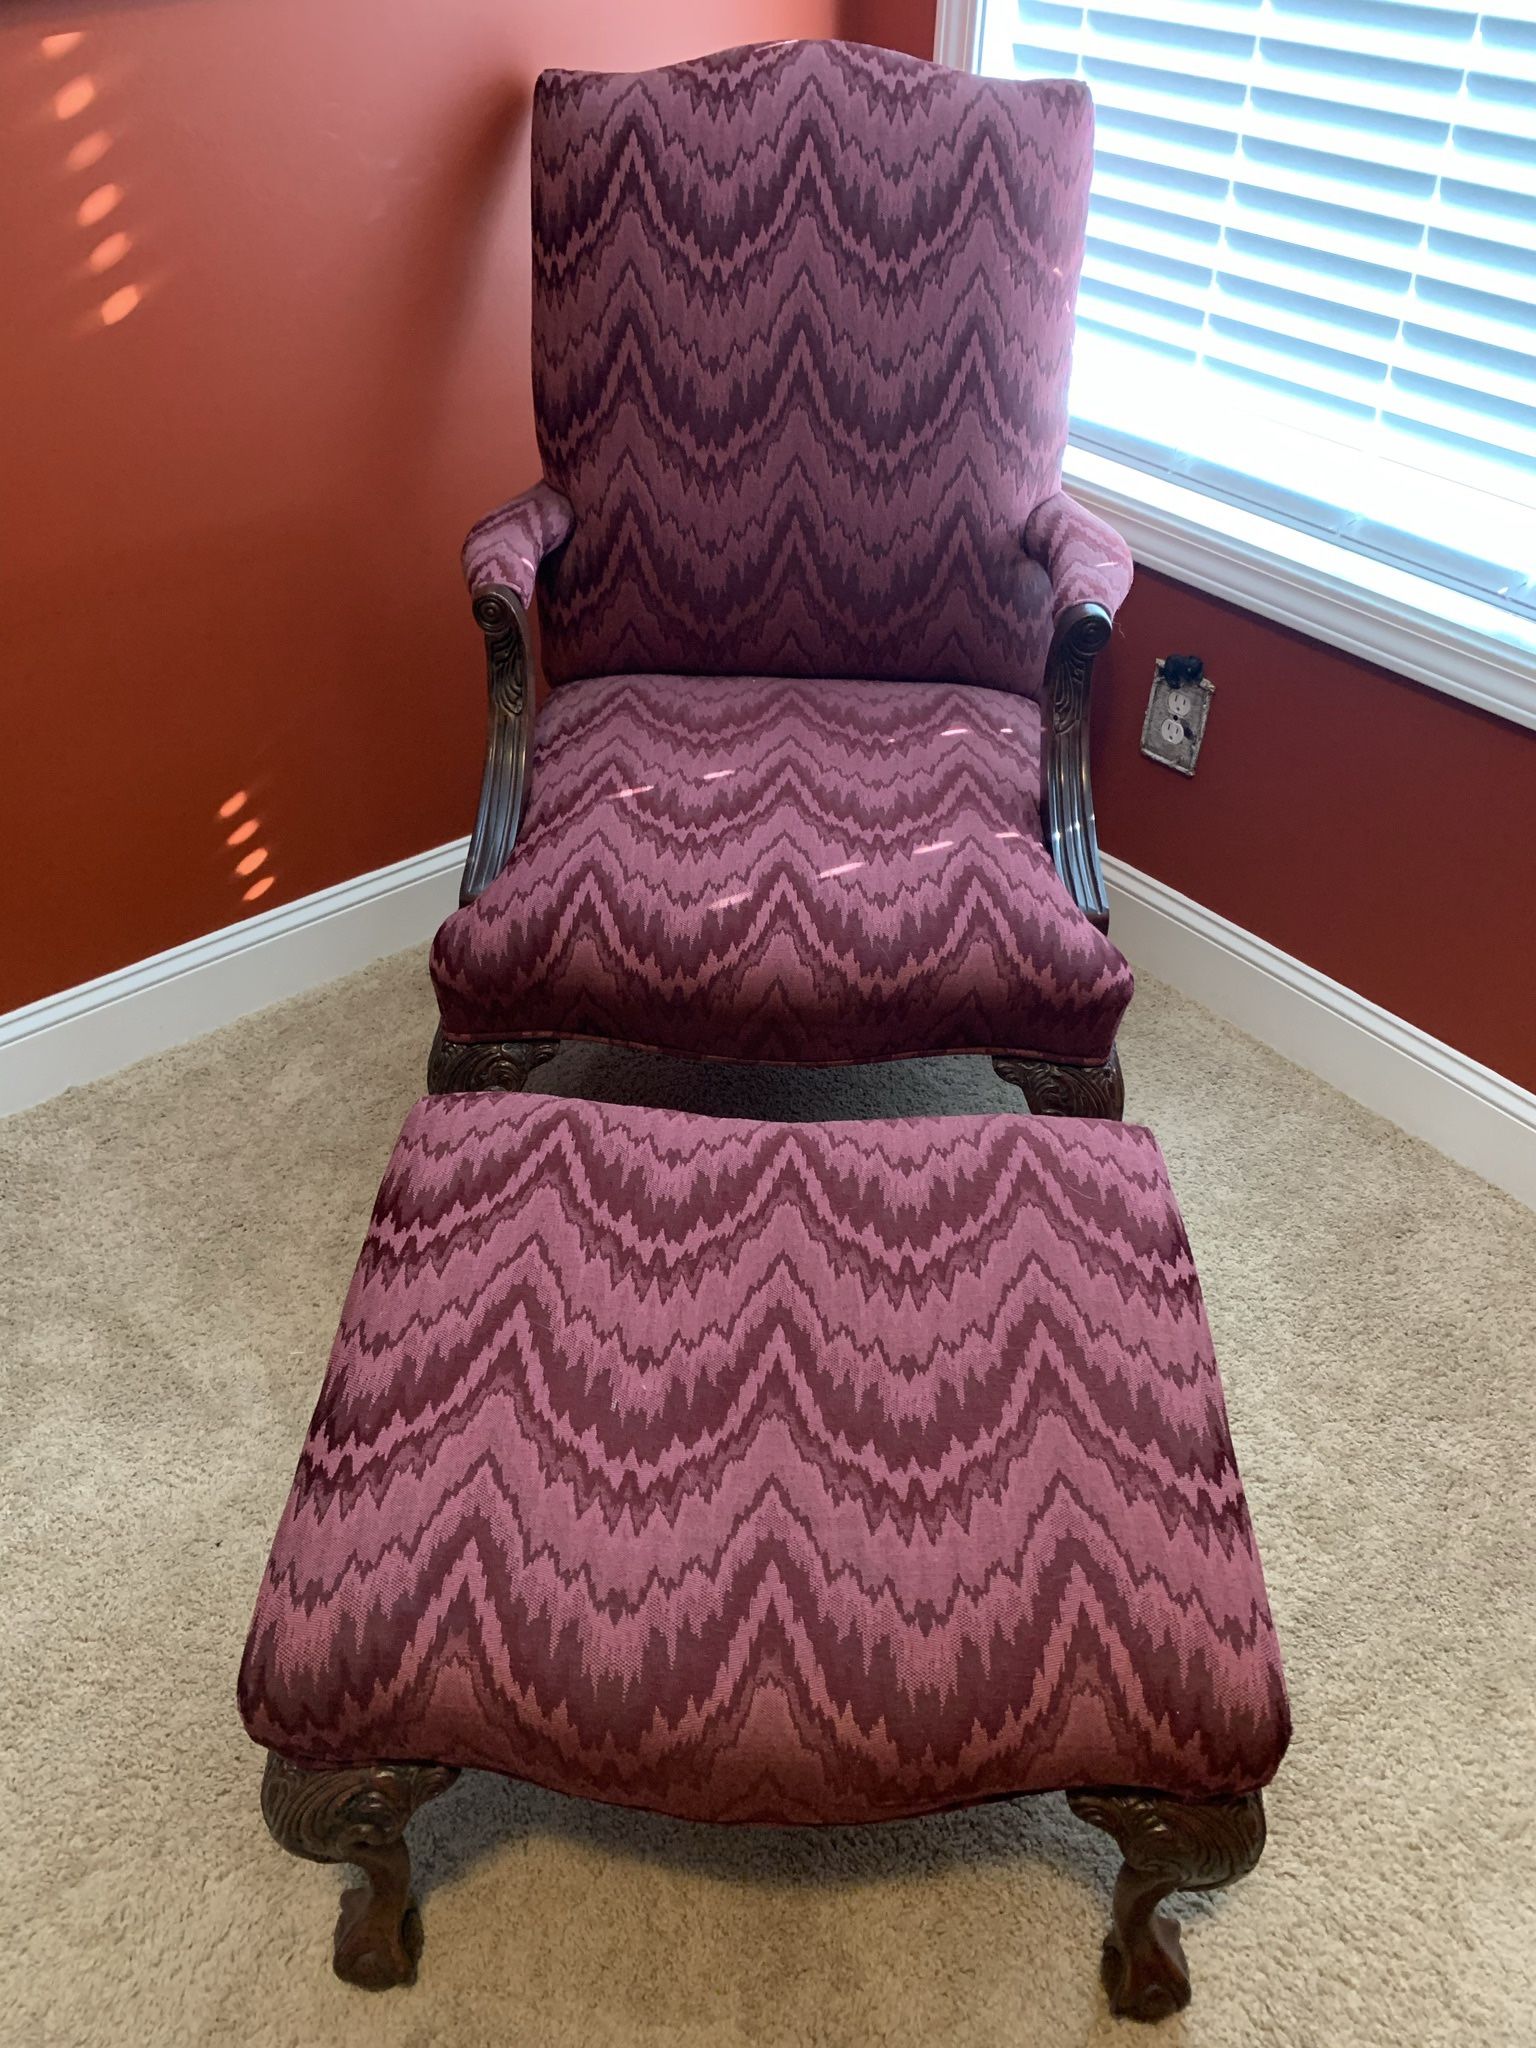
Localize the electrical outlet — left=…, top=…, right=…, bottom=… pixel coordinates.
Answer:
left=1141, top=655, right=1214, bottom=775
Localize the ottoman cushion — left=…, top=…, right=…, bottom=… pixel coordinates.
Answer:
left=239, top=1096, right=1289, bottom=1825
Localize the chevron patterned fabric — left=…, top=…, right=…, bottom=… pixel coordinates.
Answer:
left=462, top=482, right=575, bottom=611
left=1025, top=492, right=1134, bottom=628
left=430, top=674, right=1132, bottom=1062
left=528, top=42, right=1095, bottom=694
left=239, top=1094, right=1290, bottom=1824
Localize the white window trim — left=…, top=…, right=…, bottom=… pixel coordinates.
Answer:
left=934, top=0, right=985, bottom=74
left=931, top=0, right=1536, bottom=734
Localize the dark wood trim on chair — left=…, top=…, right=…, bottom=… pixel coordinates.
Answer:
left=458, top=583, right=539, bottom=910
left=427, top=1030, right=561, bottom=1095
left=261, top=1754, right=459, bottom=1989
left=993, top=1049, right=1124, bottom=1119
left=429, top=585, right=563, bottom=1094
left=1067, top=1788, right=1267, bottom=2022
left=1041, top=600, right=1113, bottom=934
left=995, top=600, right=1124, bottom=1117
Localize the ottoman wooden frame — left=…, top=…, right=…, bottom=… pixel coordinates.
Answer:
left=259, top=1754, right=1264, bottom=2020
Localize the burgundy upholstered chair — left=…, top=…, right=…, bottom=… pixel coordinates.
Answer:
left=428, top=40, right=1135, bottom=1117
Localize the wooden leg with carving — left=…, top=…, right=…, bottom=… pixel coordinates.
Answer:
left=1066, top=1789, right=1266, bottom=2022
left=427, top=1027, right=560, bottom=1096
left=993, top=1047, right=1124, bottom=1119
left=261, top=1754, right=459, bottom=1990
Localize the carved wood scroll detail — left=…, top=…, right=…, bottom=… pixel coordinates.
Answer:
left=992, top=1049, right=1125, bottom=1120
left=1040, top=601, right=1113, bottom=932
left=426, top=1029, right=561, bottom=1096
left=460, top=582, right=538, bottom=907
left=261, top=1754, right=459, bottom=1990
left=1067, top=1788, right=1267, bottom=2022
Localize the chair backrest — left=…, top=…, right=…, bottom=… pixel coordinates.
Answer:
left=530, top=40, right=1093, bottom=696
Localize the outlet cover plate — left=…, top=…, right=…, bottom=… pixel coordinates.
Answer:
left=1141, top=660, right=1215, bottom=775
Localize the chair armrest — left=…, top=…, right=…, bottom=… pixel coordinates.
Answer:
left=1024, top=495, right=1132, bottom=934
left=462, top=481, right=575, bottom=607
left=457, top=482, right=574, bottom=905
left=1025, top=491, right=1133, bottom=624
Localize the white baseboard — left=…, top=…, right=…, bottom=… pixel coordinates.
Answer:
left=1104, top=853, right=1536, bottom=1210
left=0, top=838, right=468, bottom=1118
left=3, top=837, right=1531, bottom=1211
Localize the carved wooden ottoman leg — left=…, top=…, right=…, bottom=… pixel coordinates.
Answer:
left=427, top=1027, right=561, bottom=1095
left=260, top=1755, right=459, bottom=1989
left=993, top=1047, right=1125, bottom=1119
left=1066, top=1789, right=1266, bottom=2022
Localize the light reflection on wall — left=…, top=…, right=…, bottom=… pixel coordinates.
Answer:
left=217, top=793, right=280, bottom=910
left=51, top=75, right=96, bottom=120
left=99, top=285, right=141, bottom=326
left=76, top=181, right=123, bottom=226
left=87, top=232, right=131, bottom=274
left=65, top=131, right=111, bottom=172
left=44, top=31, right=147, bottom=328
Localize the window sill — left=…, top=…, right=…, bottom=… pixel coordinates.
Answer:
left=1063, top=447, right=1536, bottom=734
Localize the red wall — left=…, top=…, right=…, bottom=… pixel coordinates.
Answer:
left=0, top=0, right=839, bottom=1013
left=6, top=2, right=1533, bottom=1092
left=1094, top=575, right=1536, bottom=1091
left=842, top=0, right=933, bottom=55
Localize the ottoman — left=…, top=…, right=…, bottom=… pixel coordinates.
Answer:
left=240, top=1094, right=1289, bottom=2020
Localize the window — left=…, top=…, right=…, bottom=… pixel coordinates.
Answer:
left=954, top=1, right=1536, bottom=658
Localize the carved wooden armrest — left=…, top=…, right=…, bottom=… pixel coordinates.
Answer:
left=1026, top=494, right=1133, bottom=933
left=457, top=483, right=575, bottom=906
left=1040, top=601, right=1113, bottom=931
left=460, top=585, right=538, bottom=906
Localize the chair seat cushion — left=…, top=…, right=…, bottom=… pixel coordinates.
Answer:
left=430, top=675, right=1132, bottom=1065
left=239, top=1095, right=1290, bottom=1825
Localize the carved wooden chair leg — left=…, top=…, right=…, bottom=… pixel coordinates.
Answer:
left=261, top=1754, right=459, bottom=1989
left=993, top=1047, right=1124, bottom=1119
left=427, top=1027, right=561, bottom=1095
left=1066, top=1788, right=1266, bottom=2022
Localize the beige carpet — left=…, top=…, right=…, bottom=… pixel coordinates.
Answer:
left=4, top=951, right=1533, bottom=2047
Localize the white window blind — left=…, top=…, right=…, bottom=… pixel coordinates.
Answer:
left=974, top=1, right=1536, bottom=624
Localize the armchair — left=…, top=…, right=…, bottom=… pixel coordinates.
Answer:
left=428, top=40, right=1135, bottom=1116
